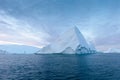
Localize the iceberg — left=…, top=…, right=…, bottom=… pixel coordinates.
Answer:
left=38, top=27, right=96, bottom=54
left=105, top=48, right=120, bottom=53
left=0, top=44, right=40, bottom=54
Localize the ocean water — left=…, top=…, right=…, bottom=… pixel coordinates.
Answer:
left=0, top=53, right=120, bottom=80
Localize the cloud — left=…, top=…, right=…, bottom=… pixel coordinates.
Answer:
left=0, top=10, right=51, bottom=48
left=0, top=0, right=120, bottom=52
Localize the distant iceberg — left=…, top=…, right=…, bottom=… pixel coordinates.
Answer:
left=105, top=48, right=120, bottom=53
left=0, top=45, right=40, bottom=54
left=37, top=27, right=96, bottom=54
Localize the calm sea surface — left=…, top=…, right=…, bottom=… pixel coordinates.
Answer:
left=0, top=53, right=120, bottom=80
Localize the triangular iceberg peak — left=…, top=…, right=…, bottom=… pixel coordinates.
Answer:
left=39, top=26, right=96, bottom=54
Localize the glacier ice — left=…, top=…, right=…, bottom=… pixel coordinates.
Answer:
left=105, top=48, right=120, bottom=53
left=38, top=27, right=96, bottom=54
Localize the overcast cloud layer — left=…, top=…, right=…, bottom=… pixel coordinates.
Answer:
left=0, top=0, right=120, bottom=51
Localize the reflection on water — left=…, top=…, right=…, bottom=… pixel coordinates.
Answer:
left=0, top=54, right=120, bottom=80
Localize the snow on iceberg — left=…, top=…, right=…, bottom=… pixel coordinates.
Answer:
left=38, top=27, right=96, bottom=54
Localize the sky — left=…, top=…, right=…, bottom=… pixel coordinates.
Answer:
left=0, top=0, right=120, bottom=51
